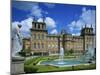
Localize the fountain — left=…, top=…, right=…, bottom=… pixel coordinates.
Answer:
left=80, top=45, right=95, bottom=63
left=58, top=47, right=64, bottom=64
left=39, top=42, right=95, bottom=67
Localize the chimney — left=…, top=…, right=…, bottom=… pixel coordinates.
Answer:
left=85, top=24, right=86, bottom=28
left=91, top=24, right=92, bottom=28
left=42, top=16, right=45, bottom=23
left=33, top=16, right=36, bottom=22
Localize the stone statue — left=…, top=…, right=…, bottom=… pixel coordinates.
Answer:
left=11, top=24, right=25, bottom=74
left=11, top=24, right=23, bottom=57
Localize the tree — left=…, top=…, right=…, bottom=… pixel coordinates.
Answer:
left=69, top=49, right=74, bottom=54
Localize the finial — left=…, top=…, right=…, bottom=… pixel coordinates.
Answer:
left=81, top=26, right=84, bottom=29
left=91, top=24, right=92, bottom=28
left=33, top=16, right=36, bottom=22
left=85, top=24, right=86, bottom=28
left=42, top=16, right=45, bottom=23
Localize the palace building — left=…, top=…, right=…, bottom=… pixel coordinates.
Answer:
left=22, top=19, right=96, bottom=56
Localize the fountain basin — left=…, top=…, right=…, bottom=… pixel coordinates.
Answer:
left=39, top=59, right=91, bottom=67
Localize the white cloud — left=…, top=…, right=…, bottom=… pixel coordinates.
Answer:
left=44, top=3, right=55, bottom=8
left=80, top=8, right=96, bottom=25
left=30, top=4, right=42, bottom=18
left=12, top=1, right=38, bottom=11
left=82, top=7, right=86, bottom=12
left=37, top=18, right=43, bottom=22
left=29, top=3, right=49, bottom=18
left=72, top=33, right=80, bottom=36
left=45, top=17, right=56, bottom=29
left=68, top=7, right=96, bottom=35
left=50, top=29, right=58, bottom=34
left=12, top=17, right=33, bottom=38
left=12, top=17, right=57, bottom=37
left=12, top=21, right=20, bottom=29
left=12, top=1, right=44, bottom=18
left=12, top=2, right=58, bottom=37
left=67, top=20, right=84, bottom=34
left=20, top=17, right=33, bottom=31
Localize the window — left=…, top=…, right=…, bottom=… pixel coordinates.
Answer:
left=38, top=34, right=40, bottom=39
left=38, top=43, right=40, bottom=48
left=48, top=44, right=50, bottom=48
left=34, top=34, right=36, bottom=39
left=42, top=34, right=44, bottom=39
left=38, top=24, right=40, bottom=29
left=42, top=25, right=44, bottom=29
left=42, top=43, right=44, bottom=48
left=40, top=24, right=42, bottom=29
left=34, top=43, right=36, bottom=48
left=88, top=29, right=90, bottom=33
left=34, top=23, right=36, bottom=29
left=36, top=24, right=38, bottom=29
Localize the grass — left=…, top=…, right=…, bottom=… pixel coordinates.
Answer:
left=24, top=55, right=96, bottom=73
left=36, top=65, right=72, bottom=72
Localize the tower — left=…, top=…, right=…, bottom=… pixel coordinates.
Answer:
left=30, top=18, right=48, bottom=56
left=81, top=25, right=94, bottom=53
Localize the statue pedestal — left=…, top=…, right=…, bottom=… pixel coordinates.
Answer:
left=11, top=56, right=25, bottom=74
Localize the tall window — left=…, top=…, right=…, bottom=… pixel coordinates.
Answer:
left=42, top=43, right=44, bottom=48
left=38, top=34, right=40, bottom=39
left=38, top=43, right=40, bottom=48
left=42, top=25, right=44, bottom=29
left=40, top=24, right=41, bottom=29
left=42, top=34, right=44, bottom=39
left=38, top=24, right=40, bottom=29
left=34, top=43, right=36, bottom=48
left=34, top=24, right=36, bottom=29
left=34, top=34, right=36, bottom=39
left=36, top=24, right=38, bottom=29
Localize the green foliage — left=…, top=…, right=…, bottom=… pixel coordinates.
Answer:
left=36, top=65, right=72, bottom=72
left=69, top=49, right=74, bottom=54
left=32, top=57, right=42, bottom=65
left=24, top=65, right=38, bottom=73
left=74, top=64, right=96, bottom=70
left=19, top=49, right=32, bottom=57
left=25, top=57, right=42, bottom=66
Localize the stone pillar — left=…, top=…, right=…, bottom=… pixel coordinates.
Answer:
left=11, top=57, right=25, bottom=74
left=36, top=23, right=38, bottom=29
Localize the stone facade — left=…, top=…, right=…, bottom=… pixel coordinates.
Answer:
left=30, top=21, right=48, bottom=56
left=22, top=21, right=95, bottom=56
left=11, top=57, right=25, bottom=74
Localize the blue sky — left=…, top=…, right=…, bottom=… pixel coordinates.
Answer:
left=12, top=1, right=96, bottom=37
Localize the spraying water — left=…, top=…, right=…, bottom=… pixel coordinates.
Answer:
left=58, top=47, right=64, bottom=64
left=80, top=45, right=95, bottom=63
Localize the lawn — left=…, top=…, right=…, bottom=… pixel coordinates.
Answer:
left=24, top=56, right=96, bottom=73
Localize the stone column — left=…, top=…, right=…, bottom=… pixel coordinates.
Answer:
left=11, top=57, right=25, bottom=74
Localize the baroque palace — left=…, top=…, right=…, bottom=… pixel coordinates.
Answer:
left=22, top=19, right=96, bottom=56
